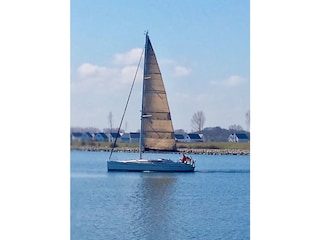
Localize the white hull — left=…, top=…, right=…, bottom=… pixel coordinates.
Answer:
left=107, top=159, right=195, bottom=172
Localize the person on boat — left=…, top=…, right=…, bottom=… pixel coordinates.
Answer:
left=181, top=153, right=187, bottom=163
left=181, top=153, right=192, bottom=163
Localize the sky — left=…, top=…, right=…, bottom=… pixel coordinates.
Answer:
left=70, top=0, right=250, bottom=132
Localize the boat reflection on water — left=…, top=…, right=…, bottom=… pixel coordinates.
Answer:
left=131, top=174, right=177, bottom=239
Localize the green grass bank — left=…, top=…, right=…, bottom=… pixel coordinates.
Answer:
left=71, top=141, right=250, bottom=155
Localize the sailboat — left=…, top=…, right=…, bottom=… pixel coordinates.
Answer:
left=107, top=33, right=195, bottom=172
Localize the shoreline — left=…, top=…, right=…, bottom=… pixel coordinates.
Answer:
left=70, top=146, right=250, bottom=156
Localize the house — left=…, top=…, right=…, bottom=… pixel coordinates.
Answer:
left=70, top=132, right=82, bottom=141
left=82, top=132, right=93, bottom=141
left=228, top=133, right=249, bottom=143
left=113, top=132, right=140, bottom=143
left=129, top=132, right=140, bottom=143
left=120, top=133, right=130, bottom=142
left=70, top=132, right=93, bottom=142
left=108, top=132, right=121, bottom=143
left=94, top=132, right=109, bottom=142
left=175, top=134, right=186, bottom=142
left=187, top=133, right=203, bottom=142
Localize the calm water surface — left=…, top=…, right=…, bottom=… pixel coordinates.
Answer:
left=71, top=151, right=250, bottom=240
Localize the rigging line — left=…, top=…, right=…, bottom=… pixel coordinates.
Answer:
left=108, top=47, right=145, bottom=161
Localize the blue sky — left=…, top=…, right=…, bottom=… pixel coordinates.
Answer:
left=71, top=0, right=250, bottom=132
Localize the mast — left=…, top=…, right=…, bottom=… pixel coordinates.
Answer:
left=139, top=32, right=149, bottom=159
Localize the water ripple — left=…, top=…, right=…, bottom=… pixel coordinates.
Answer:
left=196, top=169, right=250, bottom=174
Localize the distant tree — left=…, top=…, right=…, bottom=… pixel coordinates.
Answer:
left=228, top=124, right=243, bottom=132
left=174, top=129, right=187, bottom=134
left=71, top=127, right=100, bottom=133
left=103, top=128, right=124, bottom=134
left=85, top=127, right=100, bottom=133
left=245, top=110, right=250, bottom=131
left=71, top=127, right=82, bottom=132
left=202, top=126, right=231, bottom=142
left=191, top=110, right=206, bottom=133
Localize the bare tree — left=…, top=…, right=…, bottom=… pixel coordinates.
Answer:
left=191, top=110, right=206, bottom=133
left=228, top=124, right=243, bottom=132
left=124, top=121, right=128, bottom=133
left=175, top=129, right=187, bottom=134
left=70, top=127, right=100, bottom=133
left=245, top=110, right=250, bottom=131
left=108, top=112, right=113, bottom=131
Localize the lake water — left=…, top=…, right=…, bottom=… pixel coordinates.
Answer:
left=71, top=150, right=250, bottom=240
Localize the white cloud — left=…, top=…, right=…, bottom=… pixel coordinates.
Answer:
left=224, top=75, right=245, bottom=86
left=72, top=49, right=144, bottom=94
left=174, top=66, right=192, bottom=77
left=73, top=49, right=191, bottom=97
left=160, top=59, right=192, bottom=78
left=119, top=66, right=142, bottom=84
left=211, top=75, right=246, bottom=87
left=113, top=48, right=143, bottom=66
left=78, top=63, right=118, bottom=80
left=72, top=63, right=120, bottom=94
left=71, top=48, right=193, bottom=130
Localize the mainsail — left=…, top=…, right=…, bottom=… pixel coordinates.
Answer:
left=140, top=34, right=177, bottom=152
